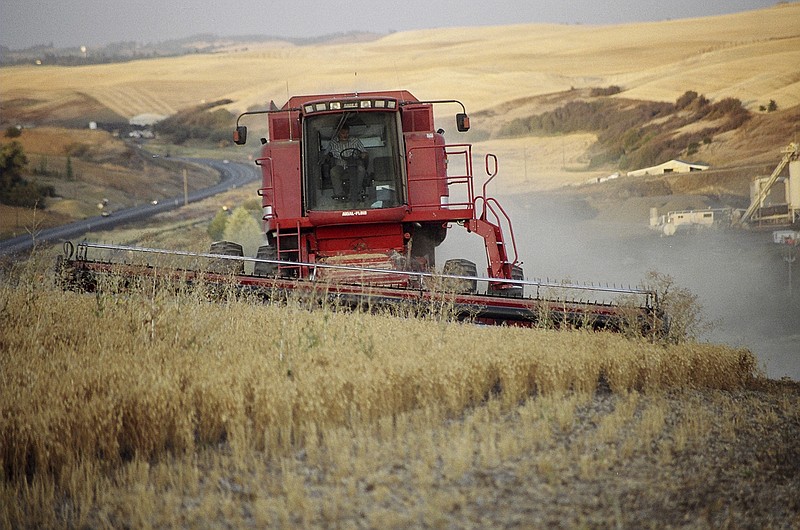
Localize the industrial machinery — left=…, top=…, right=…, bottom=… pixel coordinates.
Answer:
left=58, top=90, right=661, bottom=333
left=738, top=142, right=800, bottom=227
left=650, top=142, right=799, bottom=235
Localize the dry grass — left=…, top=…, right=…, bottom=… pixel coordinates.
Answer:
left=2, top=5, right=798, bottom=218
left=0, top=127, right=223, bottom=237
left=2, top=4, right=798, bottom=120
left=2, top=256, right=797, bottom=528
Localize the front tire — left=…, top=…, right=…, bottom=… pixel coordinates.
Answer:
left=209, top=241, right=244, bottom=275
left=253, top=245, right=278, bottom=277
left=441, top=258, right=478, bottom=294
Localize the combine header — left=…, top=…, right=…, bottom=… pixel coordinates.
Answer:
left=57, top=90, right=662, bottom=334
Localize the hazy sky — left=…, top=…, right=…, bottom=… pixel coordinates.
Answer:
left=0, top=0, right=785, bottom=49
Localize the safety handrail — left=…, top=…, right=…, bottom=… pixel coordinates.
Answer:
left=477, top=196, right=520, bottom=266
left=255, top=156, right=275, bottom=219
left=406, top=143, right=475, bottom=209
left=474, top=153, right=519, bottom=265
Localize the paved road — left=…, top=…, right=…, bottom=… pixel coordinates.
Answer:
left=0, top=158, right=260, bottom=257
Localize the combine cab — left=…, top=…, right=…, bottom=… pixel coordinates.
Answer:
left=229, top=91, right=521, bottom=293
left=58, top=90, right=663, bottom=334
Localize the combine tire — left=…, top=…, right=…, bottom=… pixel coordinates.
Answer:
left=253, top=245, right=279, bottom=277
left=441, top=258, right=478, bottom=294
left=509, top=264, right=525, bottom=297
left=489, top=264, right=524, bottom=297
left=208, top=241, right=245, bottom=275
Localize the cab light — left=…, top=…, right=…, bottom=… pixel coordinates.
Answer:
left=330, top=102, right=341, bottom=110
left=360, top=100, right=372, bottom=108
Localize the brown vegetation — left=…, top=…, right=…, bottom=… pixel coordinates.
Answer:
left=1, top=259, right=798, bottom=528
left=154, top=99, right=235, bottom=145
left=496, top=90, right=752, bottom=170
left=0, top=127, right=221, bottom=238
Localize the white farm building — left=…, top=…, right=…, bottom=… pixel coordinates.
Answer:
left=626, top=159, right=709, bottom=177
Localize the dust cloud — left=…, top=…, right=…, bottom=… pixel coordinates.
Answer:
left=437, top=192, right=799, bottom=380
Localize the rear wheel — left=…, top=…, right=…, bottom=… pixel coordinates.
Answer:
left=441, top=258, right=478, bottom=294
left=489, top=263, right=524, bottom=297
left=209, top=241, right=244, bottom=275
left=509, top=264, right=525, bottom=297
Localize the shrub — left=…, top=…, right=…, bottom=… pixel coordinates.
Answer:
left=590, top=85, right=623, bottom=97
left=497, top=90, right=748, bottom=170
left=155, top=106, right=234, bottom=145
left=675, top=90, right=699, bottom=110
left=207, top=209, right=229, bottom=241
left=0, top=141, right=53, bottom=207
left=642, top=271, right=712, bottom=343
left=222, top=206, right=264, bottom=256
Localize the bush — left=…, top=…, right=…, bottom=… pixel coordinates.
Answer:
left=155, top=106, right=234, bottom=145
left=590, top=85, right=623, bottom=97
left=0, top=141, right=53, bottom=207
left=642, top=271, right=711, bottom=343
left=496, top=89, right=749, bottom=170
left=207, top=209, right=229, bottom=241
left=675, top=90, right=698, bottom=110
left=222, top=206, right=264, bottom=257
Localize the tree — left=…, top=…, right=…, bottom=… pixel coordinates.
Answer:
left=0, top=141, right=28, bottom=196
left=767, top=99, right=778, bottom=112
left=222, top=206, right=264, bottom=257
left=675, top=90, right=698, bottom=110
left=207, top=208, right=229, bottom=241
left=0, top=142, right=53, bottom=208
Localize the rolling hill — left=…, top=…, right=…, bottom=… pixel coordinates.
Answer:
left=1, top=4, right=799, bottom=229
left=2, top=3, right=798, bottom=135
left=2, top=4, right=798, bottom=203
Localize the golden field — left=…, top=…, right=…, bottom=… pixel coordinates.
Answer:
left=2, top=6, right=800, bottom=527
left=2, top=3, right=799, bottom=230
left=1, top=258, right=798, bottom=528
left=3, top=4, right=799, bottom=118
left=2, top=3, right=799, bottom=191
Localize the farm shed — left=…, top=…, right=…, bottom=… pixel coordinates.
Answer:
left=627, top=159, right=709, bottom=177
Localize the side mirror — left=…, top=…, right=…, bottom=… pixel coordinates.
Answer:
left=456, top=113, right=470, bottom=132
left=233, top=126, right=248, bottom=145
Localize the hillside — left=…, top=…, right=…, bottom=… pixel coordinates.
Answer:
left=1, top=4, right=798, bottom=208
left=3, top=5, right=799, bottom=117
left=2, top=8, right=799, bottom=527
left=2, top=4, right=798, bottom=133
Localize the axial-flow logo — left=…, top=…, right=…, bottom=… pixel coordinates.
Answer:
left=341, top=210, right=368, bottom=217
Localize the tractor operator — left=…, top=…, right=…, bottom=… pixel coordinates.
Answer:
left=326, top=124, right=368, bottom=202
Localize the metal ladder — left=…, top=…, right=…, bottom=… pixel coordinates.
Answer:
left=275, top=221, right=303, bottom=277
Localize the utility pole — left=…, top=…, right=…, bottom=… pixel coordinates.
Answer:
left=785, top=247, right=796, bottom=297
left=183, top=169, right=188, bottom=206
left=773, top=231, right=798, bottom=298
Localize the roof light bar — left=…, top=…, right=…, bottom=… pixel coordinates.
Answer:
left=300, top=98, right=399, bottom=114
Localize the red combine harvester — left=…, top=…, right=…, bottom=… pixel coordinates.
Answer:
left=58, top=90, right=662, bottom=334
